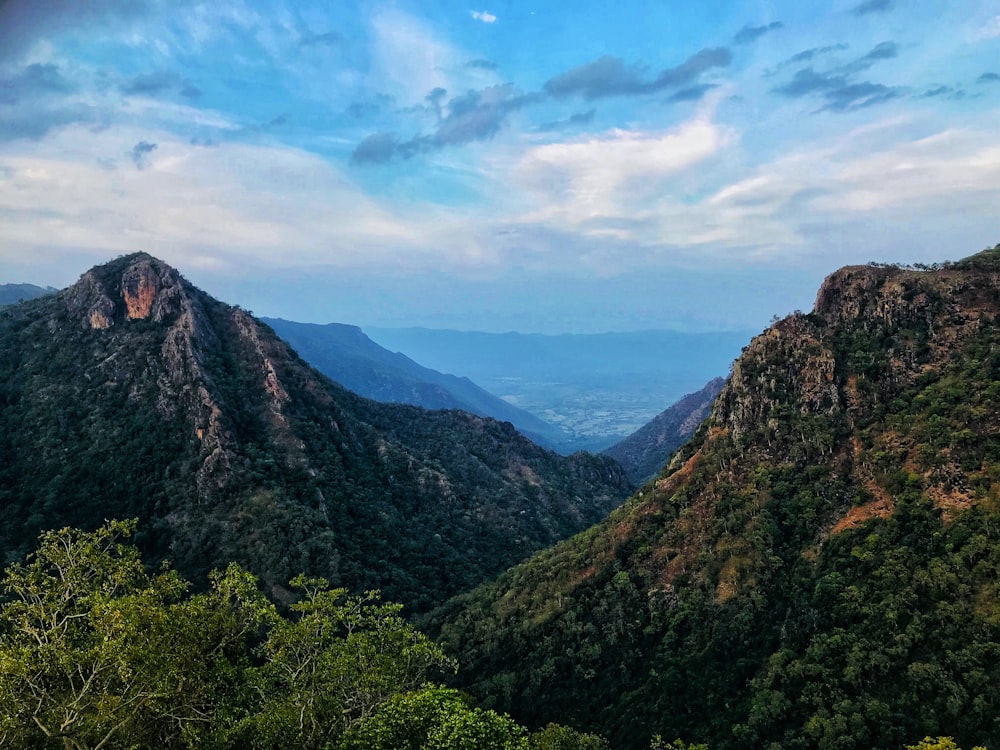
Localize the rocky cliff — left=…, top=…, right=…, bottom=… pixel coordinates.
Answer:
left=429, top=246, right=1000, bottom=750
left=0, top=253, right=631, bottom=613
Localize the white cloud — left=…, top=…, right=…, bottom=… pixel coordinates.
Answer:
left=0, top=124, right=484, bottom=276
left=973, top=14, right=1000, bottom=39
left=470, top=10, right=497, bottom=23
left=512, top=108, right=734, bottom=232
left=370, top=8, right=460, bottom=103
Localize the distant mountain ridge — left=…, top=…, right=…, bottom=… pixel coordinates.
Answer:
left=0, top=283, right=56, bottom=306
left=0, top=254, right=631, bottom=613
left=365, top=327, right=752, bottom=451
left=262, top=317, right=567, bottom=450
left=603, top=376, right=726, bottom=484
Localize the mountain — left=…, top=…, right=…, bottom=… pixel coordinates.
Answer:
left=428, top=248, right=1000, bottom=749
left=0, top=282, right=56, bottom=306
left=365, top=327, right=752, bottom=452
left=603, top=376, right=726, bottom=484
left=261, top=317, right=567, bottom=450
left=0, top=253, right=631, bottom=614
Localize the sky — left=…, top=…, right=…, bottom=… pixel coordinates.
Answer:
left=0, top=0, right=998, bottom=333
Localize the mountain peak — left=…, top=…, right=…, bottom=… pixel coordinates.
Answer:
left=65, top=253, right=190, bottom=329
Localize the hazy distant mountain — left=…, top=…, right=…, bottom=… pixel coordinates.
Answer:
left=0, top=254, right=631, bottom=613
left=0, top=283, right=56, bottom=306
left=366, top=327, right=752, bottom=450
left=262, top=318, right=567, bottom=450
left=603, top=376, right=726, bottom=484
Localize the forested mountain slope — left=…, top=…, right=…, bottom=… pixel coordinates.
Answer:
left=603, top=376, right=726, bottom=484
left=262, top=317, right=567, bottom=450
left=428, top=247, right=1000, bottom=749
left=0, top=253, right=630, bottom=613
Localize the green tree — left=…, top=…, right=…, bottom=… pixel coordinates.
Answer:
left=529, top=722, right=609, bottom=749
left=0, top=520, right=268, bottom=750
left=905, top=738, right=986, bottom=750
left=339, top=684, right=528, bottom=750
left=230, top=576, right=454, bottom=749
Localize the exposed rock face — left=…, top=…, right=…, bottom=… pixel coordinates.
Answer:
left=433, top=249, right=1000, bottom=750
left=0, top=252, right=631, bottom=614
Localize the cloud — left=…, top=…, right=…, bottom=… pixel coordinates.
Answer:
left=345, top=94, right=395, bottom=120
left=514, top=108, right=732, bottom=234
left=544, top=47, right=731, bottom=100
left=840, top=40, right=897, bottom=74
left=0, top=125, right=475, bottom=273
left=465, top=58, right=499, bottom=71
left=0, top=63, right=75, bottom=105
left=669, top=84, right=718, bottom=102
left=852, top=0, right=893, bottom=16
left=773, top=68, right=899, bottom=112
left=976, top=16, right=1000, bottom=39
left=130, top=140, right=157, bottom=169
left=350, top=132, right=398, bottom=164
left=538, top=108, right=597, bottom=132
left=765, top=44, right=850, bottom=77
left=0, top=0, right=168, bottom=62
left=0, top=62, right=96, bottom=141
left=771, top=41, right=900, bottom=113
left=733, top=21, right=784, bottom=45
left=0, top=103, right=97, bottom=142
left=921, top=85, right=965, bottom=100
left=121, top=71, right=201, bottom=100
left=299, top=30, right=343, bottom=47
left=370, top=8, right=459, bottom=103
left=820, top=81, right=898, bottom=112
left=353, top=84, right=540, bottom=163
left=470, top=10, right=497, bottom=23
left=978, top=72, right=1000, bottom=84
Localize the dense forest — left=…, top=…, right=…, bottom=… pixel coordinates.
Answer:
left=427, top=247, right=1000, bottom=750
left=5, top=249, right=1000, bottom=749
left=0, top=254, right=630, bottom=614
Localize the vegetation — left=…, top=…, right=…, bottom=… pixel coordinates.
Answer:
left=0, top=253, right=630, bottom=614
left=428, top=250, right=1000, bottom=750
left=0, top=521, right=612, bottom=749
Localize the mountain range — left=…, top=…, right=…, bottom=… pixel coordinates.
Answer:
left=366, top=327, right=751, bottom=451
left=261, top=317, right=568, bottom=450
left=0, top=253, right=630, bottom=613
left=427, top=247, right=1000, bottom=749
left=0, top=282, right=56, bottom=306
left=603, top=376, right=726, bottom=484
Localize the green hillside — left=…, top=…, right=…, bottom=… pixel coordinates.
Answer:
left=0, top=254, right=631, bottom=614
left=428, top=248, right=1000, bottom=749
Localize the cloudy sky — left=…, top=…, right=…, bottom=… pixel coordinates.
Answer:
left=1, top=0, right=998, bottom=332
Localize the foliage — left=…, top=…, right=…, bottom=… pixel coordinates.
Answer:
left=649, top=739, right=708, bottom=750
left=530, top=722, right=610, bottom=749
left=905, top=739, right=986, bottom=750
left=340, top=684, right=528, bottom=750
left=0, top=521, right=483, bottom=750
left=0, top=253, right=630, bottom=614
left=0, top=520, right=267, bottom=749
left=431, top=259, right=1000, bottom=750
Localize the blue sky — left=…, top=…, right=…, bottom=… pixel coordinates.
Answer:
left=0, top=0, right=998, bottom=332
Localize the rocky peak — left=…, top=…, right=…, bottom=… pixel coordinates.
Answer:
left=64, top=253, right=188, bottom=329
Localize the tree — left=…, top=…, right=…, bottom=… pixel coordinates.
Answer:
left=227, top=576, right=454, bottom=749
left=905, top=739, right=986, bottom=750
left=0, top=520, right=268, bottom=749
left=339, top=684, right=528, bottom=750
left=529, top=722, right=609, bottom=749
